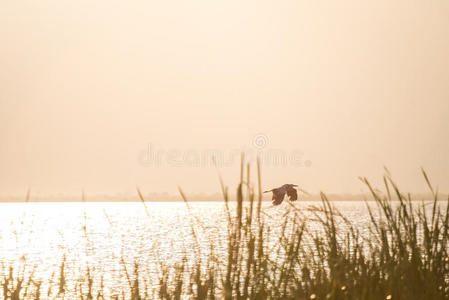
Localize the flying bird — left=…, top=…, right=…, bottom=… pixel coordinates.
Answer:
left=264, top=184, right=300, bottom=206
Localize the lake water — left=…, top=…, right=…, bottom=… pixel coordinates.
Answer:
left=0, top=200, right=436, bottom=297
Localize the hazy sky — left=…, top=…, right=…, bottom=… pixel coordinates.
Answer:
left=1, top=0, right=448, bottom=197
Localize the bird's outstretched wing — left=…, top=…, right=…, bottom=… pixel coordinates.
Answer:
left=272, top=189, right=286, bottom=205
left=287, top=187, right=298, bottom=201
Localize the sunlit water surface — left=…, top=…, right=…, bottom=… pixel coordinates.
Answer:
left=0, top=201, right=438, bottom=296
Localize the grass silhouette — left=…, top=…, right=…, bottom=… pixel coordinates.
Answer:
left=1, top=157, right=448, bottom=299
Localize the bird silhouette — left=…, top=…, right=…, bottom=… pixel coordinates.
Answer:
left=264, top=184, right=300, bottom=206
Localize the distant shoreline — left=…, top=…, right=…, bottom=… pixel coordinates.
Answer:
left=0, top=194, right=444, bottom=203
